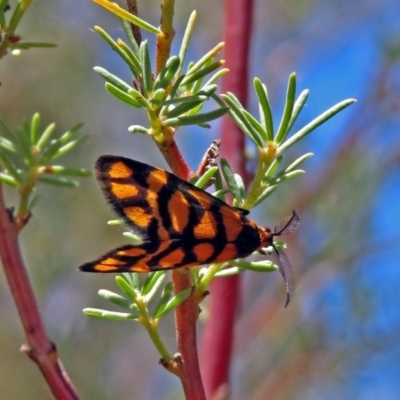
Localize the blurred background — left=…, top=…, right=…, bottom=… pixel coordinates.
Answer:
left=0, top=0, right=399, bottom=399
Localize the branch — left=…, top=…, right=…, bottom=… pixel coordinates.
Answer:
left=0, top=182, right=80, bottom=400
left=172, top=269, right=206, bottom=400
left=200, top=0, right=254, bottom=397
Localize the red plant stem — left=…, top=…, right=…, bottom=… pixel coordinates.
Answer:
left=159, top=137, right=193, bottom=178
left=172, top=269, right=206, bottom=400
left=155, top=2, right=205, bottom=397
left=0, top=183, right=80, bottom=400
left=200, top=0, right=253, bottom=397
left=165, top=147, right=205, bottom=398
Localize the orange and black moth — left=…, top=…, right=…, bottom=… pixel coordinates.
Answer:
left=79, top=155, right=300, bottom=306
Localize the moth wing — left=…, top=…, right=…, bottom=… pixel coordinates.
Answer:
left=81, top=155, right=252, bottom=273
left=79, top=242, right=185, bottom=273
left=96, top=155, right=183, bottom=242
left=95, top=155, right=246, bottom=243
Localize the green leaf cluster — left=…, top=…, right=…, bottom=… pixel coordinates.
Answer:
left=0, top=0, right=56, bottom=57
left=93, top=12, right=229, bottom=142
left=83, top=272, right=191, bottom=322
left=84, top=5, right=357, bottom=319
left=83, top=272, right=192, bottom=360
left=211, top=74, right=356, bottom=209
left=0, top=113, right=89, bottom=216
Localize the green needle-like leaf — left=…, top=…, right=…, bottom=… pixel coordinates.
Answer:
left=152, top=281, right=174, bottom=319
left=117, top=38, right=142, bottom=77
left=59, top=126, right=84, bottom=144
left=30, top=113, right=40, bottom=145
left=143, top=273, right=166, bottom=303
left=159, top=93, right=208, bottom=109
left=27, top=195, right=39, bottom=211
left=121, top=273, right=141, bottom=289
left=0, top=137, right=18, bottom=153
left=181, top=60, right=225, bottom=87
left=212, top=188, right=231, bottom=200
left=15, top=127, right=32, bottom=165
left=275, top=73, right=297, bottom=144
left=220, top=158, right=240, bottom=201
left=264, top=155, right=283, bottom=179
left=8, top=0, right=30, bottom=33
left=0, top=119, right=18, bottom=144
left=128, top=89, right=150, bottom=108
left=120, top=19, right=140, bottom=55
left=140, top=40, right=152, bottom=96
left=116, top=275, right=138, bottom=301
left=142, top=271, right=165, bottom=296
left=93, top=0, right=161, bottom=34
left=234, top=173, right=245, bottom=202
left=253, top=185, right=278, bottom=206
left=185, top=42, right=224, bottom=77
left=164, top=100, right=203, bottom=119
left=202, top=68, right=229, bottom=89
left=58, top=123, right=84, bottom=144
left=214, top=267, right=242, bottom=277
left=254, top=78, right=274, bottom=142
left=38, top=166, right=91, bottom=177
left=83, top=308, right=138, bottom=320
left=105, top=82, right=143, bottom=108
left=155, top=288, right=192, bottom=320
left=177, top=11, right=197, bottom=77
left=0, top=173, right=18, bottom=187
left=153, top=56, right=181, bottom=92
left=279, top=98, right=356, bottom=153
left=269, top=170, right=305, bottom=185
left=94, top=26, right=140, bottom=77
left=98, top=289, right=135, bottom=310
left=284, top=153, right=313, bottom=172
left=286, top=89, right=309, bottom=134
left=242, top=109, right=267, bottom=144
left=164, top=107, right=229, bottom=127
left=0, top=150, right=22, bottom=184
left=163, top=75, right=186, bottom=108
left=37, top=176, right=79, bottom=187
left=94, top=66, right=133, bottom=93
left=36, top=123, right=56, bottom=150
left=222, top=93, right=264, bottom=148
left=122, top=232, right=143, bottom=245
left=194, top=166, right=218, bottom=189
left=11, top=42, right=57, bottom=49
left=230, top=259, right=276, bottom=272
left=52, top=137, right=87, bottom=160
left=150, top=88, right=166, bottom=109
left=128, top=125, right=150, bottom=135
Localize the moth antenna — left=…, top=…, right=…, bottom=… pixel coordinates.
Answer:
left=273, top=210, right=300, bottom=236
left=273, top=246, right=295, bottom=307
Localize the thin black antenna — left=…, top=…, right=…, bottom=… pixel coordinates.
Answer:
left=273, top=210, right=300, bottom=236
left=272, top=246, right=295, bottom=307
left=271, top=211, right=300, bottom=307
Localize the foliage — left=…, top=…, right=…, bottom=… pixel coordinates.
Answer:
left=84, top=0, right=355, bottom=370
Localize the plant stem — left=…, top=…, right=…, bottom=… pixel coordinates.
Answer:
left=0, top=183, right=80, bottom=400
left=159, top=137, right=193, bottom=178
left=126, top=0, right=142, bottom=45
left=156, top=0, right=176, bottom=75
left=200, top=0, right=254, bottom=397
left=172, top=268, right=206, bottom=400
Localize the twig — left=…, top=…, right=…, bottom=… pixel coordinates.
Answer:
left=172, top=269, right=206, bottom=400
left=0, top=183, right=80, bottom=400
left=200, top=0, right=254, bottom=397
left=126, top=0, right=142, bottom=45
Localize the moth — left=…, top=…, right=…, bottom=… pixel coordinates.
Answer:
left=79, top=155, right=300, bottom=306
